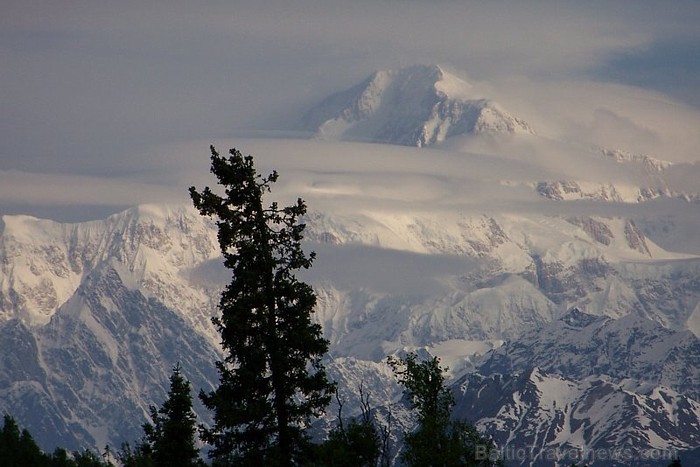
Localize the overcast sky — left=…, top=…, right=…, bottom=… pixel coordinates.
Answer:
left=2, top=0, right=700, bottom=221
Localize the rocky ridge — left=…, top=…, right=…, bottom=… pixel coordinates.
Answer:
left=0, top=202, right=698, bottom=460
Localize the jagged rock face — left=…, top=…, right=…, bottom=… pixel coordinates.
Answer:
left=536, top=180, right=638, bottom=202
left=448, top=309, right=700, bottom=464
left=0, top=205, right=222, bottom=338
left=624, top=220, right=651, bottom=255
left=599, top=148, right=673, bottom=173
left=0, top=263, right=220, bottom=451
left=452, top=369, right=700, bottom=467
left=301, top=65, right=534, bottom=146
left=0, top=206, right=222, bottom=451
left=567, top=217, right=614, bottom=245
left=536, top=180, right=698, bottom=204
left=478, top=309, right=700, bottom=399
left=564, top=217, right=650, bottom=255
left=565, top=217, right=651, bottom=262
left=0, top=204, right=699, bottom=461
left=529, top=256, right=610, bottom=304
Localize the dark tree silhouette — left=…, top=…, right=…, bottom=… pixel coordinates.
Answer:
left=0, top=415, right=111, bottom=467
left=389, top=353, right=502, bottom=467
left=190, top=146, right=334, bottom=466
left=142, top=363, right=202, bottom=467
left=313, top=385, right=382, bottom=466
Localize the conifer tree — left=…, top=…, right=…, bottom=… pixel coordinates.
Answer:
left=389, top=353, right=502, bottom=467
left=190, top=146, right=334, bottom=466
left=115, top=442, right=153, bottom=467
left=0, top=415, right=113, bottom=467
left=0, top=415, right=48, bottom=467
left=314, top=386, right=382, bottom=466
left=142, top=363, right=202, bottom=467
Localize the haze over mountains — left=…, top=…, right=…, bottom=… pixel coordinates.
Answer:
left=1, top=65, right=699, bottom=465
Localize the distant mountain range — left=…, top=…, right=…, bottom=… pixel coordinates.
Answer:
left=1, top=65, right=699, bottom=465
left=459, top=309, right=700, bottom=465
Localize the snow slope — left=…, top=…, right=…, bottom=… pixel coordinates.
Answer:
left=302, top=65, right=534, bottom=146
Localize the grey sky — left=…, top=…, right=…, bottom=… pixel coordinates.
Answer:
left=1, top=0, right=699, bottom=221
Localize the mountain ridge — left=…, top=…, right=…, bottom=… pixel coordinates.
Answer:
left=1, top=200, right=699, bottom=461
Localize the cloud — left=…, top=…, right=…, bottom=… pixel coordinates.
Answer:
left=597, top=38, right=700, bottom=108
left=301, top=242, right=477, bottom=297
left=1, top=0, right=699, bottom=220
left=479, top=77, right=700, bottom=162
left=0, top=170, right=187, bottom=207
left=587, top=108, right=659, bottom=152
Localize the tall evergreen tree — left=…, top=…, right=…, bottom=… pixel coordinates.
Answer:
left=190, top=146, right=334, bottom=466
left=142, top=363, right=202, bottom=467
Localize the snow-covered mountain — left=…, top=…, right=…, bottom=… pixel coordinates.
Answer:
left=302, top=64, right=535, bottom=146
left=1, top=64, right=699, bottom=464
left=1, top=201, right=699, bottom=461
left=478, top=308, right=700, bottom=399
left=445, top=308, right=700, bottom=465
left=301, top=65, right=700, bottom=212
left=0, top=206, right=223, bottom=450
left=0, top=205, right=221, bottom=338
left=454, top=368, right=700, bottom=466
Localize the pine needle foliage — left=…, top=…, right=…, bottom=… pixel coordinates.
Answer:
left=190, top=146, right=333, bottom=466
left=142, top=363, right=203, bottom=467
left=389, top=353, right=502, bottom=467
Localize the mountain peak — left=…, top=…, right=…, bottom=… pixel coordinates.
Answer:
left=375, top=63, right=445, bottom=81
left=302, top=64, right=534, bottom=147
left=560, top=307, right=603, bottom=328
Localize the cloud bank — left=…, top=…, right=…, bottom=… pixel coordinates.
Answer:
left=1, top=0, right=699, bottom=220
